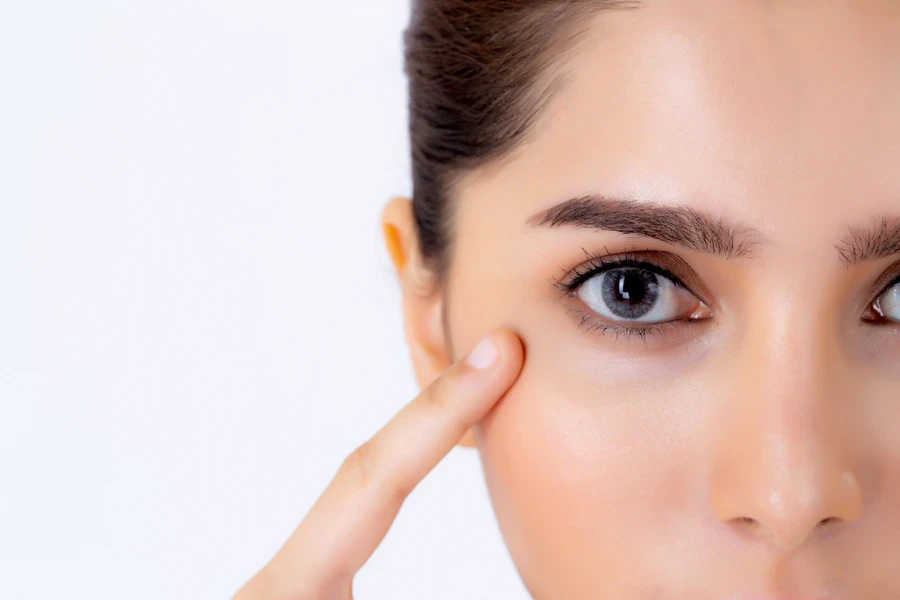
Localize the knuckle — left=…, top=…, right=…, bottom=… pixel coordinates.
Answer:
left=423, top=372, right=455, bottom=412
left=341, top=439, right=412, bottom=506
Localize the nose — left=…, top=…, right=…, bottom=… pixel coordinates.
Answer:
left=709, top=309, right=863, bottom=553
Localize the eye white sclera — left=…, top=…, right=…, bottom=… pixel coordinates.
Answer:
left=881, top=282, right=900, bottom=321
left=578, top=272, right=685, bottom=324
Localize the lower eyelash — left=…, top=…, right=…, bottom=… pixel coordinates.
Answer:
left=861, top=316, right=900, bottom=333
left=566, top=308, right=683, bottom=346
left=572, top=310, right=900, bottom=348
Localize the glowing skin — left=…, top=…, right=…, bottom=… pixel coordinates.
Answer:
left=382, top=1, right=900, bottom=597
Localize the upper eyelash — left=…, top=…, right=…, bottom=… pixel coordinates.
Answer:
left=552, top=249, right=900, bottom=345
left=881, top=274, right=900, bottom=296
left=557, top=250, right=900, bottom=335
left=551, top=247, right=691, bottom=297
left=551, top=247, right=700, bottom=345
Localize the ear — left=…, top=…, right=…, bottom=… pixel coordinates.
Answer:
left=381, top=196, right=477, bottom=448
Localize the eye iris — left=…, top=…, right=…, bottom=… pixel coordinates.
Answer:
left=601, top=268, right=660, bottom=319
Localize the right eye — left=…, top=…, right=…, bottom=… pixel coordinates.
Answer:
left=577, top=266, right=709, bottom=325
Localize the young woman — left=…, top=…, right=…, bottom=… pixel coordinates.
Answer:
left=236, top=0, right=900, bottom=597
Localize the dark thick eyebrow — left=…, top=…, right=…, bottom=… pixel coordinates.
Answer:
left=835, top=216, right=900, bottom=266
left=526, top=195, right=766, bottom=259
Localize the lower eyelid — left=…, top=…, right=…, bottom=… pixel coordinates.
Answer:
left=564, top=307, right=692, bottom=346
left=563, top=261, right=900, bottom=346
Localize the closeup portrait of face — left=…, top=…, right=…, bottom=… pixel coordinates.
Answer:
left=381, top=0, right=900, bottom=597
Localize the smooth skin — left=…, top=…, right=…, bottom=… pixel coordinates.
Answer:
left=233, top=329, right=524, bottom=599
left=392, top=1, right=896, bottom=598
left=240, top=1, right=900, bottom=598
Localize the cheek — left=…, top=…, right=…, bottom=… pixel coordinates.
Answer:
left=475, top=349, right=702, bottom=594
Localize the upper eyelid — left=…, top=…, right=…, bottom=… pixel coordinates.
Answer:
left=565, top=259, right=687, bottom=291
left=879, top=274, right=900, bottom=295
left=555, top=252, right=710, bottom=305
left=559, top=251, right=900, bottom=313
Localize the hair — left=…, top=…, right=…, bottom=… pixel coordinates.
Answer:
left=403, top=0, right=640, bottom=282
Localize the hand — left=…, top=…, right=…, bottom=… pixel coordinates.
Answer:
left=232, top=329, right=525, bottom=600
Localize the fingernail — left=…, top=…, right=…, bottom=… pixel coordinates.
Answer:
left=466, top=334, right=498, bottom=370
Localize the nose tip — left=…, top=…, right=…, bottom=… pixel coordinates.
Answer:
left=714, top=464, right=862, bottom=553
left=708, top=307, right=865, bottom=555
left=727, top=512, right=842, bottom=553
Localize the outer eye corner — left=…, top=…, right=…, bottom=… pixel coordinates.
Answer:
left=862, top=299, right=883, bottom=322
left=863, top=280, right=900, bottom=324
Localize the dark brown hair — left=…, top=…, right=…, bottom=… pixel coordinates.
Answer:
left=403, top=0, right=640, bottom=281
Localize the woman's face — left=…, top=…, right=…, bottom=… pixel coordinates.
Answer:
left=407, top=2, right=900, bottom=597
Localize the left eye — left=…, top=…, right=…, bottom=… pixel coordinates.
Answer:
left=577, top=267, right=706, bottom=324
left=873, top=281, right=900, bottom=322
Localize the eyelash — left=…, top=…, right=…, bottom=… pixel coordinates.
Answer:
left=554, top=248, right=900, bottom=345
left=551, top=248, right=701, bottom=344
left=564, top=308, right=683, bottom=344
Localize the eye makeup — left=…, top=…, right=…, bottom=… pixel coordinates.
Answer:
left=550, top=247, right=715, bottom=347
left=552, top=247, right=900, bottom=350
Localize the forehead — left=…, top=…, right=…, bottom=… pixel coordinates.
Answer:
left=458, top=0, right=900, bottom=243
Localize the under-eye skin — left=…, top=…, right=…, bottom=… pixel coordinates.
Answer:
left=551, top=248, right=714, bottom=346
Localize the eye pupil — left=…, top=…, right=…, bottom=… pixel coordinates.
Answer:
left=602, top=268, right=659, bottom=319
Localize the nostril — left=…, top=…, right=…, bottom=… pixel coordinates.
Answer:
left=816, top=516, right=840, bottom=529
left=734, top=516, right=759, bottom=533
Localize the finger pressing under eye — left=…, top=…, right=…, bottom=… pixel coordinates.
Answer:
left=260, top=329, right=524, bottom=598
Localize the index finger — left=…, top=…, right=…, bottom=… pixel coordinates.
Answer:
left=264, top=328, right=524, bottom=597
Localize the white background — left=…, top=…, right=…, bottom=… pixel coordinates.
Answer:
left=0, top=2, right=531, bottom=598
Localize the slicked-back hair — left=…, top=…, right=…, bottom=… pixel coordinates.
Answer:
left=403, top=0, right=641, bottom=281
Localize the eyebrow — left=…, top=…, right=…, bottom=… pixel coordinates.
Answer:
left=835, top=216, right=900, bottom=267
left=526, top=195, right=766, bottom=259
left=528, top=195, right=900, bottom=267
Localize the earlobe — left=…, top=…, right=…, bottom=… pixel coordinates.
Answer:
left=380, top=195, right=449, bottom=383
left=407, top=291, right=451, bottom=390
left=381, top=195, right=478, bottom=450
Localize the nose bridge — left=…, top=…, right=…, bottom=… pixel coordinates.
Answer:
left=709, top=292, right=862, bottom=552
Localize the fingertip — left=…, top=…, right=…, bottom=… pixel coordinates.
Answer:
left=465, top=334, right=501, bottom=370
left=459, top=328, right=525, bottom=385
left=492, top=328, right=525, bottom=373
left=455, top=329, right=525, bottom=419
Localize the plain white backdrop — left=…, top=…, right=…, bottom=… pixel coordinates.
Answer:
left=0, top=2, right=531, bottom=598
